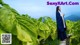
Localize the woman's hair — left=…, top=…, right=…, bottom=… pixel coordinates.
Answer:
left=56, top=6, right=60, bottom=13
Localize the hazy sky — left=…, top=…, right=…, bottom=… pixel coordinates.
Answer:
left=3, top=0, right=80, bottom=19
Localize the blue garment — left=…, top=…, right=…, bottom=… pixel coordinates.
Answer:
left=56, top=11, right=67, bottom=41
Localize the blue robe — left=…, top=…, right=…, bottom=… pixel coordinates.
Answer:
left=56, top=11, right=67, bottom=41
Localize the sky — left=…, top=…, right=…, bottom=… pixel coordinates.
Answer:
left=3, top=0, right=80, bottom=20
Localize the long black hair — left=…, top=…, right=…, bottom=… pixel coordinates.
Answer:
left=56, top=6, right=60, bottom=13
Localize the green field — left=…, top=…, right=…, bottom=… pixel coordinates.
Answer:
left=0, top=0, right=80, bottom=45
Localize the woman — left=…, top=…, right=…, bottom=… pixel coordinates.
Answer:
left=56, top=6, right=67, bottom=45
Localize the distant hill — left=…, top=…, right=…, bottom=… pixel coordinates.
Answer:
left=65, top=15, right=80, bottom=21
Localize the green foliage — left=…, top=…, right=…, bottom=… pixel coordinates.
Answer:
left=0, top=0, right=2, bottom=4
left=0, top=0, right=80, bottom=45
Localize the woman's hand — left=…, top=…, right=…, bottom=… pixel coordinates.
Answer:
left=62, top=14, right=65, bottom=17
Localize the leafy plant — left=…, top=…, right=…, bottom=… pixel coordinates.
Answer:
left=0, top=0, right=80, bottom=45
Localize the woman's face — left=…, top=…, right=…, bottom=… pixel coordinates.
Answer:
left=58, top=7, right=61, bottom=11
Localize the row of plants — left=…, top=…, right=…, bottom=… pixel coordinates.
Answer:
left=0, top=0, right=80, bottom=45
